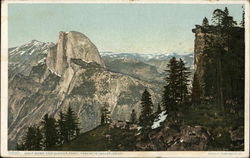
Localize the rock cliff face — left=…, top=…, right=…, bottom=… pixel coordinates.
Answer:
left=192, top=25, right=244, bottom=102
left=46, top=31, right=105, bottom=76
left=8, top=31, right=162, bottom=149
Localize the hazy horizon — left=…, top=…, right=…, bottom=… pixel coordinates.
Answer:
left=9, top=3, right=243, bottom=54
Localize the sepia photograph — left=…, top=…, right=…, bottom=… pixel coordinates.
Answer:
left=1, top=0, right=249, bottom=157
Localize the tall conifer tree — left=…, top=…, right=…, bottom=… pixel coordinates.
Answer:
left=162, top=57, right=179, bottom=115
left=34, top=126, right=43, bottom=150
left=18, top=125, right=43, bottom=150
left=191, top=75, right=202, bottom=105
left=202, top=17, right=209, bottom=26
left=22, top=126, right=36, bottom=150
left=101, top=105, right=111, bottom=125
left=41, top=114, right=58, bottom=150
left=162, top=57, right=190, bottom=117
left=177, top=58, right=190, bottom=102
left=240, top=6, right=245, bottom=27
left=130, top=109, right=137, bottom=124
left=139, top=89, right=153, bottom=127
left=57, top=111, right=67, bottom=144
left=65, top=106, right=80, bottom=141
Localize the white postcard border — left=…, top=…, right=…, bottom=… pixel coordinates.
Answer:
left=1, top=0, right=249, bottom=157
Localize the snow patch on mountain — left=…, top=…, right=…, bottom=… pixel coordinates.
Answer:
left=9, top=40, right=55, bottom=56
left=151, top=110, right=168, bottom=129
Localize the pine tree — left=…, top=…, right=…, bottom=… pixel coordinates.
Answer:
left=34, top=126, right=43, bottom=150
left=65, top=106, right=80, bottom=141
left=224, top=7, right=229, bottom=16
left=57, top=111, right=67, bottom=144
left=162, top=57, right=179, bottom=112
left=240, top=6, right=245, bottom=27
left=162, top=57, right=190, bottom=117
left=212, top=9, right=225, bottom=26
left=212, top=7, right=236, bottom=28
left=178, top=59, right=190, bottom=103
left=21, top=126, right=37, bottom=150
left=191, top=74, right=202, bottom=105
left=165, top=57, right=179, bottom=103
left=139, top=89, right=153, bottom=128
left=162, top=84, right=173, bottom=111
left=202, top=17, right=209, bottom=27
left=177, top=58, right=190, bottom=102
left=130, top=109, right=137, bottom=124
left=18, top=125, right=43, bottom=150
left=101, top=105, right=111, bottom=125
left=41, top=114, right=58, bottom=150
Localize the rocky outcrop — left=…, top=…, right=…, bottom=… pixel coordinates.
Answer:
left=192, top=25, right=244, bottom=102
left=46, top=31, right=105, bottom=76
left=135, top=121, right=211, bottom=151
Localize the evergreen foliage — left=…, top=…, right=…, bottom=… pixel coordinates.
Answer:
left=162, top=57, right=190, bottom=117
left=65, top=106, right=80, bottom=141
left=101, top=105, right=111, bottom=125
left=212, top=9, right=225, bottom=26
left=17, top=125, right=43, bottom=150
left=163, top=57, right=179, bottom=107
left=191, top=75, right=202, bottom=105
left=205, top=7, right=243, bottom=113
left=212, top=7, right=237, bottom=28
left=17, top=107, right=81, bottom=150
left=21, top=126, right=36, bottom=150
left=41, top=114, right=58, bottom=150
left=130, top=109, right=137, bottom=124
left=178, top=59, right=190, bottom=102
left=34, top=126, right=43, bottom=150
left=57, top=111, right=67, bottom=144
left=240, top=6, right=245, bottom=27
left=139, top=89, right=153, bottom=128
left=202, top=17, right=209, bottom=26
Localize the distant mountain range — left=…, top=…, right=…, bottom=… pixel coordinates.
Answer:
left=101, top=51, right=194, bottom=82
left=100, top=51, right=193, bottom=61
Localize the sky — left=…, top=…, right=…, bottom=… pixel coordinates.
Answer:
left=8, top=3, right=243, bottom=54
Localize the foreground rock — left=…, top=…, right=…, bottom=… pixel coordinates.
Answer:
left=136, top=120, right=211, bottom=151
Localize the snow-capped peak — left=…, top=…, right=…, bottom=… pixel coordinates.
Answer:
left=9, top=40, right=55, bottom=56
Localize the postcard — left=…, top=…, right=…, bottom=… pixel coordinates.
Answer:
left=1, top=0, right=249, bottom=157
